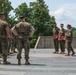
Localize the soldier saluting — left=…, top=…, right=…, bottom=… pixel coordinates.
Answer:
left=12, top=15, right=35, bottom=65
left=0, top=12, right=12, bottom=64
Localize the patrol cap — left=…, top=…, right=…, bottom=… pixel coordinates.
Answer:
left=53, top=23, right=56, bottom=24
left=60, top=23, right=64, bottom=25
left=60, top=23, right=64, bottom=26
left=0, top=12, right=4, bottom=15
left=19, top=15, right=25, bottom=19
left=67, top=24, right=72, bottom=28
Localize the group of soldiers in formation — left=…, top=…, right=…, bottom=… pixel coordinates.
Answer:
left=0, top=13, right=35, bottom=65
left=53, top=23, right=75, bottom=56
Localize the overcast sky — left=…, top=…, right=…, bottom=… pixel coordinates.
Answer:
left=9, top=0, right=76, bottom=28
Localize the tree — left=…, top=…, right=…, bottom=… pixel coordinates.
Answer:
left=30, top=0, right=56, bottom=36
left=0, top=0, right=13, bottom=21
left=14, top=2, right=32, bottom=22
left=72, top=27, right=76, bottom=37
left=8, top=16, right=18, bottom=28
left=73, top=30, right=76, bottom=37
left=14, top=0, right=56, bottom=48
left=44, top=16, right=56, bottom=36
left=72, top=27, right=76, bottom=31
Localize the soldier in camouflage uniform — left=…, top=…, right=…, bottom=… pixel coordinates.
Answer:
left=0, top=43, right=2, bottom=57
left=0, top=13, right=12, bottom=64
left=12, top=16, right=35, bottom=65
left=65, top=24, right=75, bottom=56
left=0, top=44, right=2, bottom=58
left=58, top=24, right=65, bottom=54
left=53, top=23, right=60, bottom=54
left=10, top=27, right=17, bottom=54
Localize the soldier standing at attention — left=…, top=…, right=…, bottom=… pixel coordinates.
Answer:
left=12, top=16, right=35, bottom=65
left=0, top=13, right=12, bottom=64
left=53, top=23, right=60, bottom=54
left=58, top=24, right=65, bottom=54
left=65, top=24, right=75, bottom=56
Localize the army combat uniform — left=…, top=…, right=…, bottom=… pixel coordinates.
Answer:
left=58, top=28, right=65, bottom=54
left=13, top=21, right=34, bottom=65
left=0, top=19, right=10, bottom=64
left=66, top=28, right=75, bottom=56
left=10, top=28, right=17, bottom=53
left=10, top=35, right=17, bottom=53
left=0, top=43, right=2, bottom=55
left=53, top=27, right=59, bottom=54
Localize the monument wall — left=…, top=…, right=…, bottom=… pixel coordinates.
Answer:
left=34, top=36, right=76, bottom=49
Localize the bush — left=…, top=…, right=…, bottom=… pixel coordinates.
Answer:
left=30, top=38, right=37, bottom=48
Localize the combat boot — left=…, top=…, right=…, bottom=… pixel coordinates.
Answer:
left=0, top=53, right=3, bottom=56
left=62, top=52, right=65, bottom=54
left=0, top=54, right=2, bottom=58
left=71, top=52, right=75, bottom=56
left=53, top=52, right=56, bottom=54
left=59, top=52, right=62, bottom=54
left=18, top=59, right=21, bottom=65
left=3, top=59, right=11, bottom=64
left=56, top=51, right=59, bottom=54
left=25, top=59, right=30, bottom=65
left=65, top=54, right=70, bottom=56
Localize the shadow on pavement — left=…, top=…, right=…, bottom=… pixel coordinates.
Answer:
left=5, top=63, right=46, bottom=66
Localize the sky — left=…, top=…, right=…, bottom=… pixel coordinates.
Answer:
left=9, top=0, right=76, bottom=28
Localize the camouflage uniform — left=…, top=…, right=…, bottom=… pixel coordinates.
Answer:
left=10, top=36, right=16, bottom=53
left=14, top=21, right=33, bottom=64
left=6, top=30, right=12, bottom=54
left=53, top=27, right=59, bottom=53
left=0, top=42, right=2, bottom=58
left=0, top=43, right=2, bottom=54
left=10, top=29, right=17, bottom=53
left=7, top=38, right=11, bottom=53
left=66, top=29, right=75, bottom=56
left=58, top=28, right=65, bottom=54
left=0, top=19, right=9, bottom=61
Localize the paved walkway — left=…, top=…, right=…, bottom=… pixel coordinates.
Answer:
left=0, top=49, right=76, bottom=75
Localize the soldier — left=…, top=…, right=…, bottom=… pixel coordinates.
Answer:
left=0, top=12, right=12, bottom=64
left=0, top=43, right=2, bottom=57
left=12, top=16, right=35, bottom=65
left=10, top=26, right=17, bottom=53
left=65, top=24, right=75, bottom=56
left=58, top=24, right=65, bottom=54
left=53, top=23, right=60, bottom=54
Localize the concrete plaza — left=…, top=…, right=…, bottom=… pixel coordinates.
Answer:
left=0, top=49, right=76, bottom=75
